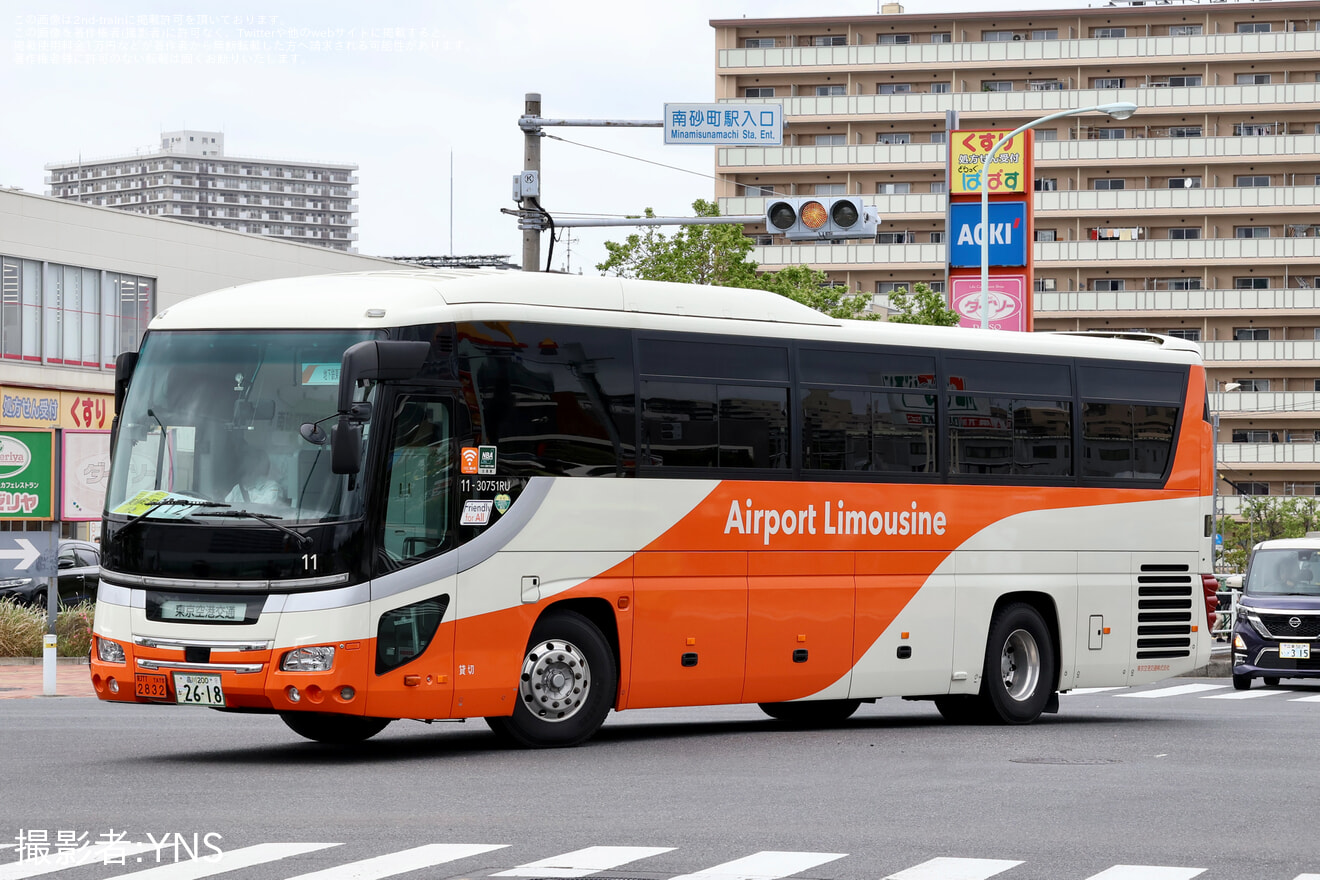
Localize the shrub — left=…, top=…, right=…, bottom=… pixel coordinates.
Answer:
left=0, top=599, right=96, bottom=657
left=56, top=603, right=95, bottom=658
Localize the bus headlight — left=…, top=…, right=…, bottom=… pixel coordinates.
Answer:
left=96, top=637, right=125, bottom=664
left=281, top=646, right=335, bottom=672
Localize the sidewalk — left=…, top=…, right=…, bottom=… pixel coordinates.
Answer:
left=0, top=659, right=96, bottom=699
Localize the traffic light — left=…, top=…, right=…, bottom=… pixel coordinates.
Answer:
left=765, top=196, right=879, bottom=241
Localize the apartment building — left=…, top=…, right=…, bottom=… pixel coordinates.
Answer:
left=711, top=0, right=1320, bottom=515
left=44, top=130, right=359, bottom=251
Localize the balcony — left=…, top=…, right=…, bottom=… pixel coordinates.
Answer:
left=1220, top=443, right=1320, bottom=466
left=1203, top=340, right=1320, bottom=365
left=1212, top=392, right=1320, bottom=414
left=1038, top=288, right=1320, bottom=315
left=717, top=31, right=1320, bottom=71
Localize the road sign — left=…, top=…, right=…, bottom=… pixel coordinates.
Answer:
left=664, top=103, right=783, bottom=146
left=950, top=274, right=1029, bottom=332
left=0, top=527, right=56, bottom=578
left=948, top=201, right=1029, bottom=268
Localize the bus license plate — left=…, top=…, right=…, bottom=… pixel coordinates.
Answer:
left=134, top=673, right=169, bottom=700
left=173, top=673, right=225, bottom=706
left=1280, top=643, right=1310, bottom=660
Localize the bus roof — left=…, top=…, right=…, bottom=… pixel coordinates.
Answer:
left=149, top=269, right=1203, bottom=365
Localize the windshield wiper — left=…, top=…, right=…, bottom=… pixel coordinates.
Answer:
left=197, top=509, right=312, bottom=547
left=118, top=499, right=231, bottom=534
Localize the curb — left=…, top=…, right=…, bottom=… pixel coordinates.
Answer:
left=0, top=657, right=90, bottom=666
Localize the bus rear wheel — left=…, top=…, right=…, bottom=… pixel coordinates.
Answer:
left=980, top=602, right=1055, bottom=725
left=759, top=699, right=861, bottom=726
left=485, top=610, right=616, bottom=748
left=279, top=711, right=391, bottom=744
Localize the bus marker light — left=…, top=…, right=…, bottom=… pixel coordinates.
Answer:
left=901, top=632, right=910, bottom=639
left=797, top=634, right=807, bottom=642
left=686, top=637, right=696, bottom=646
left=286, top=686, right=301, bottom=703
left=617, top=596, right=629, bottom=610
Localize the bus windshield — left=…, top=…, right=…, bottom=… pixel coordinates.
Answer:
left=105, top=328, right=379, bottom=525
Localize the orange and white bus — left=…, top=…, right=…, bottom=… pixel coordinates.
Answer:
left=91, top=270, right=1216, bottom=746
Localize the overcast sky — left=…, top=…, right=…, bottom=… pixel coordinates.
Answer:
left=5, top=0, right=1090, bottom=273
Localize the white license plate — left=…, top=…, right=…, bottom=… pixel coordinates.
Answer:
left=173, top=673, right=225, bottom=706
left=1280, top=642, right=1311, bottom=660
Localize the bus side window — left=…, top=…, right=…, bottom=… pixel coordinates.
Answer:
left=380, top=397, right=453, bottom=566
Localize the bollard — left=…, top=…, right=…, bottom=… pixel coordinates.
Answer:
left=43, top=633, right=57, bottom=696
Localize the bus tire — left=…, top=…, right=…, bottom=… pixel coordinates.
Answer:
left=279, top=711, right=391, bottom=744
left=485, top=610, right=616, bottom=748
left=758, top=699, right=860, bottom=726
left=980, top=602, right=1055, bottom=725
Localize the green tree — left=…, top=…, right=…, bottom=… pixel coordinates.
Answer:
left=596, top=199, right=758, bottom=288
left=1216, top=495, right=1320, bottom=572
left=884, top=282, right=961, bottom=326
left=753, top=264, right=878, bottom=321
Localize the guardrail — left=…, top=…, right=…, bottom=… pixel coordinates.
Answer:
left=1211, top=589, right=1239, bottom=653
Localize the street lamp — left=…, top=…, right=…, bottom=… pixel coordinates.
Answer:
left=977, top=101, right=1140, bottom=329
left=1212, top=381, right=1242, bottom=571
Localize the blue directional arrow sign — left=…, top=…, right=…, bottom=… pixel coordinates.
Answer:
left=0, top=529, right=57, bottom=577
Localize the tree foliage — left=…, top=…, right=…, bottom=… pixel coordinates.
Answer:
left=1216, top=495, right=1320, bottom=572
left=753, top=264, right=878, bottom=321
left=884, top=282, right=962, bottom=326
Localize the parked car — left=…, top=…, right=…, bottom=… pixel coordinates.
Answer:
left=1232, top=537, right=1320, bottom=689
left=0, top=539, right=100, bottom=608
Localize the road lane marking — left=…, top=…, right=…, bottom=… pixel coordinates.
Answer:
left=1115, top=684, right=1226, bottom=699
left=1288, top=695, right=1320, bottom=702
left=494, top=846, right=674, bottom=877
left=1082, top=866, right=1205, bottom=879
left=1204, top=689, right=1295, bottom=699
left=95, top=843, right=340, bottom=880
left=284, top=844, right=509, bottom=880
left=0, top=844, right=162, bottom=879
left=885, top=856, right=1023, bottom=879
left=1064, top=688, right=1127, bottom=696
left=667, top=851, right=846, bottom=880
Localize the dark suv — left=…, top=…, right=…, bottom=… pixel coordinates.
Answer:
left=0, top=539, right=100, bottom=608
left=1232, top=538, right=1320, bottom=690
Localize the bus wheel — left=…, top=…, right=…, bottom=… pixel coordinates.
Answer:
left=758, top=699, right=860, bottom=726
left=981, top=603, right=1055, bottom=725
left=486, top=610, right=616, bottom=748
left=279, top=712, right=391, bottom=744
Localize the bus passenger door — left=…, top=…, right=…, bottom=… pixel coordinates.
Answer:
left=365, top=393, right=457, bottom=721
left=626, top=551, right=746, bottom=709
left=742, top=551, right=855, bottom=703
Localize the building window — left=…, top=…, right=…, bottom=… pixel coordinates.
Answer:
left=1093, top=78, right=1126, bottom=89
left=1027, top=79, right=1064, bottom=92
left=878, top=34, right=912, bottom=44
left=930, top=33, right=951, bottom=43
left=876, top=231, right=915, bottom=244
left=1035, top=129, right=1058, bottom=142
left=1092, top=279, right=1126, bottom=291
left=982, top=81, right=1014, bottom=92
left=1034, top=278, right=1058, bottom=292
left=878, top=83, right=913, bottom=95
left=876, top=133, right=911, bottom=145
left=1167, top=76, right=1202, bottom=88
left=1169, top=25, right=1202, bottom=36
left=1094, top=27, right=1127, bottom=39
left=1166, top=329, right=1201, bottom=341
left=744, top=38, right=776, bottom=48
left=931, top=82, right=951, bottom=94
left=930, top=131, right=947, bottom=144
left=1093, top=178, right=1125, bottom=191
left=876, top=182, right=912, bottom=194
left=814, top=183, right=846, bottom=195
left=1235, top=226, right=1271, bottom=239
left=1094, top=128, right=1127, bottom=140
left=745, top=87, right=775, bottom=98
left=1235, top=277, right=1270, bottom=289
left=1234, top=328, right=1271, bottom=341
left=930, top=231, right=945, bottom=244
left=814, top=35, right=847, bottom=46
left=1035, top=229, right=1057, bottom=242
left=1163, top=278, right=1203, bottom=290
left=1236, top=73, right=1272, bottom=85
left=930, top=181, right=947, bottom=194
left=981, top=30, right=1016, bottom=41
left=1169, top=126, right=1202, bottom=138
left=1236, top=22, right=1272, bottom=33
left=1031, top=29, right=1058, bottom=40
left=815, top=134, right=847, bottom=146
left=741, top=184, right=775, bottom=197
left=1235, top=123, right=1276, bottom=136
left=1232, top=430, right=1270, bottom=444
left=815, top=85, right=847, bottom=96
left=1035, top=178, right=1058, bottom=191
left=1168, top=177, right=1202, bottom=189
left=1235, top=175, right=1271, bottom=187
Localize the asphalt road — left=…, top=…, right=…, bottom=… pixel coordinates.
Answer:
left=3, top=679, right=1318, bottom=880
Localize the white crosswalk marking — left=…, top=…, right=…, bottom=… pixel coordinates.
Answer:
left=1116, top=684, right=1226, bottom=699
left=1083, top=866, right=1204, bottom=879
left=885, top=856, right=1023, bottom=880
left=1205, top=689, right=1295, bottom=700
left=666, top=850, right=846, bottom=880
left=1065, top=687, right=1127, bottom=696
left=1292, top=874, right=1320, bottom=879
left=1289, top=694, right=1320, bottom=702
left=283, top=844, right=508, bottom=880
left=0, top=843, right=162, bottom=880
left=494, top=845, right=674, bottom=877
left=95, top=843, right=340, bottom=880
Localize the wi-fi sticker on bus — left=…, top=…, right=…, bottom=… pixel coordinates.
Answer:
left=460, top=447, right=480, bottom=474
left=460, top=446, right=497, bottom=475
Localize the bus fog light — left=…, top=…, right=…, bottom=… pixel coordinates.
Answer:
left=108, top=678, right=119, bottom=694
left=281, top=646, right=335, bottom=672
left=286, top=686, right=301, bottom=703
left=96, top=637, right=125, bottom=664
left=339, top=686, right=355, bottom=701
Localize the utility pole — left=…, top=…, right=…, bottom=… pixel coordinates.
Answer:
left=521, top=93, right=542, bottom=273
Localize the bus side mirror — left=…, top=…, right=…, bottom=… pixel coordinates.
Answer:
left=330, top=416, right=362, bottom=475
left=336, top=340, right=431, bottom=413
